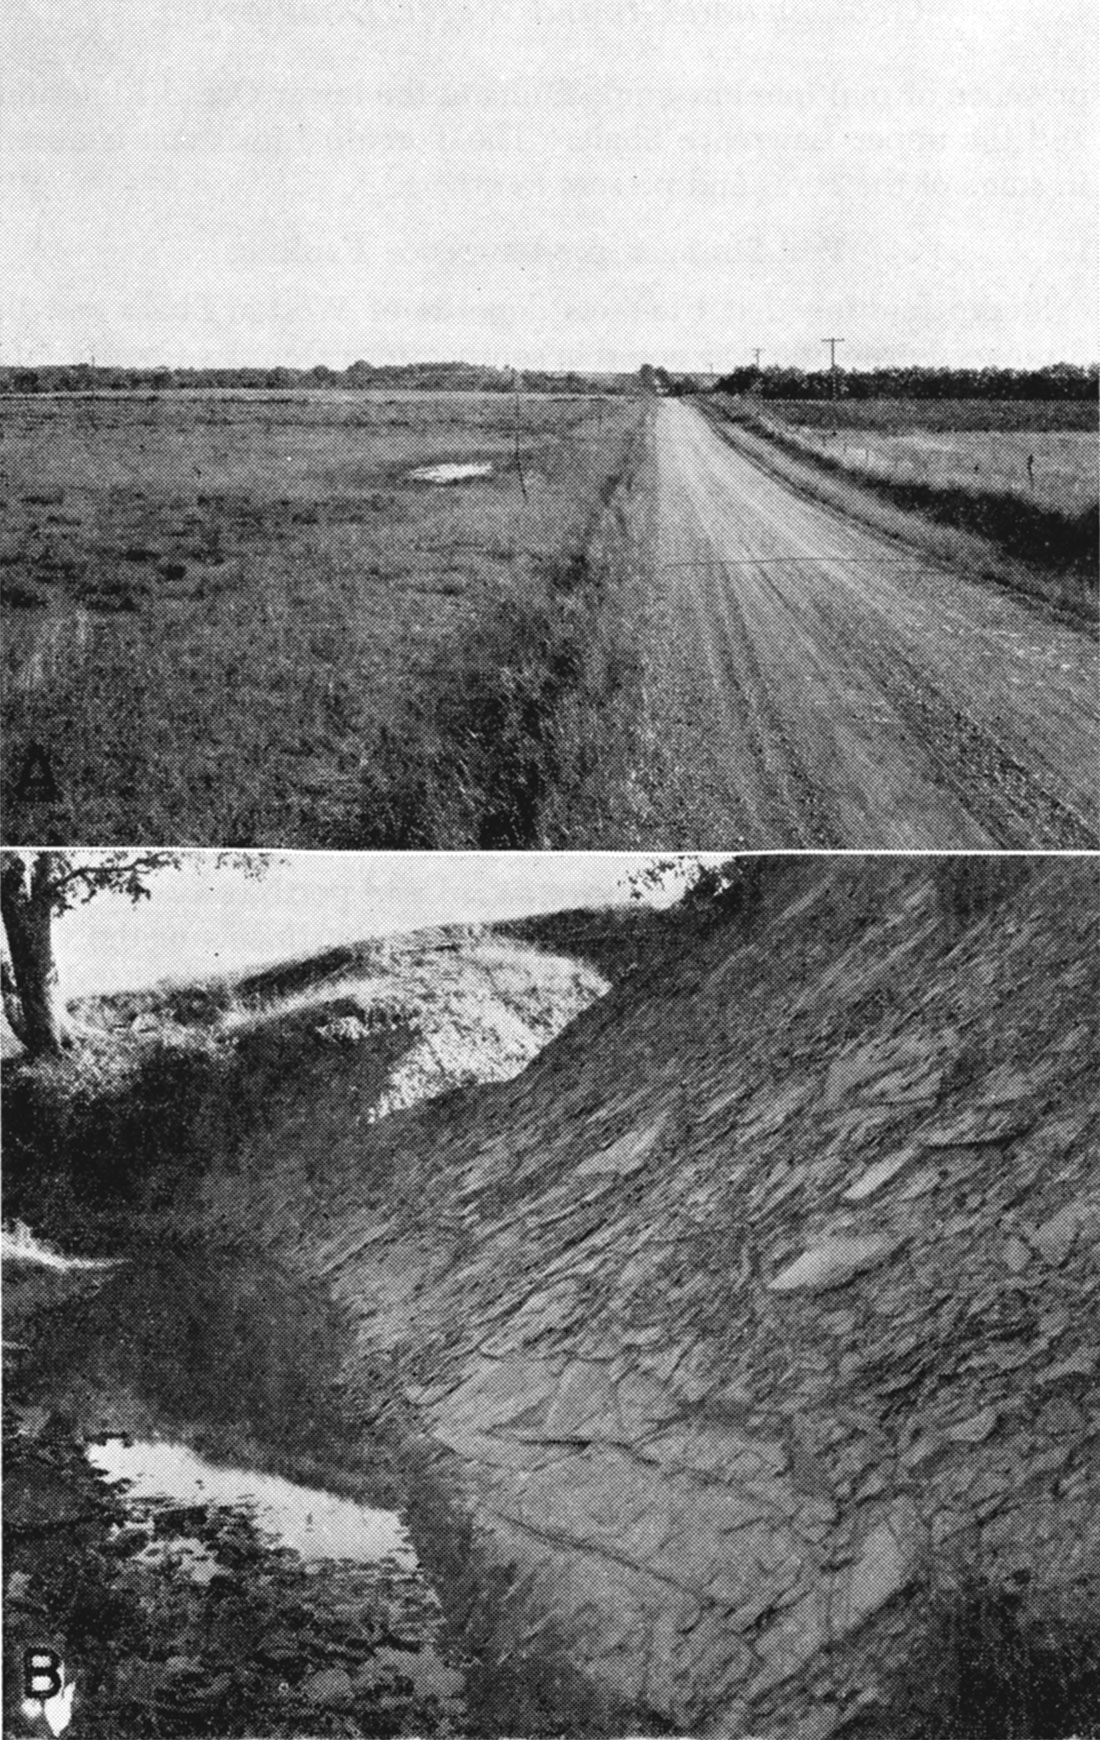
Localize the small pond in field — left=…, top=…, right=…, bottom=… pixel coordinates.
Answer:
left=408, top=461, right=492, bottom=483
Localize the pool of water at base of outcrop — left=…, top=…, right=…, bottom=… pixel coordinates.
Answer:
left=4, top=1239, right=470, bottom=1732
left=82, top=1439, right=467, bottom=1720
left=87, top=1436, right=417, bottom=1566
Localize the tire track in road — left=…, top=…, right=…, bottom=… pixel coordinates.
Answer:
left=736, top=554, right=1097, bottom=850
left=694, top=556, right=843, bottom=848
left=803, top=581, right=1097, bottom=850
left=642, top=401, right=1098, bottom=849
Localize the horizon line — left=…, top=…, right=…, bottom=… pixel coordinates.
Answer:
left=2, top=357, right=1097, bottom=377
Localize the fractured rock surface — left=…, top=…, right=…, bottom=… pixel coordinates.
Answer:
left=236, top=861, right=1099, bottom=1737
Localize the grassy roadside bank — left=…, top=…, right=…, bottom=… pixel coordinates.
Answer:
left=705, top=397, right=1098, bottom=628
left=351, top=414, right=655, bottom=849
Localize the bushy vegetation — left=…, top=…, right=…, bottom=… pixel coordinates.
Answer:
left=0, top=360, right=636, bottom=395
left=675, top=852, right=806, bottom=923
left=747, top=398, right=1098, bottom=434
left=1, top=1001, right=416, bottom=1241
left=715, top=363, right=1098, bottom=402
left=352, top=587, right=590, bottom=847
left=352, top=558, right=639, bottom=848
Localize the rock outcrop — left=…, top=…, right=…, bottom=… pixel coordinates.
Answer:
left=236, top=860, right=1098, bottom=1736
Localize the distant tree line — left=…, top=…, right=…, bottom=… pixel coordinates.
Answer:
left=639, top=364, right=675, bottom=393
left=714, top=363, right=1098, bottom=401
left=0, top=361, right=635, bottom=395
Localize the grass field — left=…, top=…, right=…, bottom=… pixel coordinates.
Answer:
left=763, top=398, right=1098, bottom=516
left=719, top=397, right=1098, bottom=619
left=1, top=390, right=648, bottom=846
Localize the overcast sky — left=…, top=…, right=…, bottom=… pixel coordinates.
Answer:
left=3, top=0, right=1096, bottom=372
left=52, top=851, right=705, bottom=997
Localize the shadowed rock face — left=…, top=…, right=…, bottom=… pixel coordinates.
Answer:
left=243, top=861, right=1098, bottom=1738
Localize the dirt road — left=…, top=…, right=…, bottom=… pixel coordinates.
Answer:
left=636, top=400, right=1097, bottom=847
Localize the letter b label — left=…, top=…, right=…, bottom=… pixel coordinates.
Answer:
left=24, top=1650, right=63, bottom=1700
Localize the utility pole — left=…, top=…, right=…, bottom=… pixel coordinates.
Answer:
left=822, top=338, right=844, bottom=435
left=822, top=337, right=844, bottom=399
left=753, top=348, right=763, bottom=370
left=512, top=367, right=527, bottom=502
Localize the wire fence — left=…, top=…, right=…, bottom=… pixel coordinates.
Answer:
left=760, top=420, right=1095, bottom=512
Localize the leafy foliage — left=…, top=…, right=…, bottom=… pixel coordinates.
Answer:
left=715, top=363, right=1099, bottom=402
left=1, top=850, right=183, bottom=917
left=0, top=361, right=633, bottom=395
left=627, top=854, right=803, bottom=929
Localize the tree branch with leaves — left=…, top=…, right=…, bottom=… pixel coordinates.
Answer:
left=0, top=851, right=183, bottom=1057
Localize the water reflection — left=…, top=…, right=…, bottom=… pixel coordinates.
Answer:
left=20, top=1239, right=402, bottom=1511
left=7, top=1237, right=470, bottom=1726
left=409, top=461, right=492, bottom=483
left=89, top=1436, right=414, bottom=1565
left=1, top=1220, right=121, bottom=1270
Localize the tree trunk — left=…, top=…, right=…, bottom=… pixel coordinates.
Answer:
left=0, top=854, right=68, bottom=1057
left=1, top=959, right=29, bottom=1045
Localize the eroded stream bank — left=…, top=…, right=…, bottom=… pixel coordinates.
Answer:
left=3, top=1237, right=472, bottom=1736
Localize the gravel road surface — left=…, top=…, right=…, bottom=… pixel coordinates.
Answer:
left=638, top=400, right=1097, bottom=848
